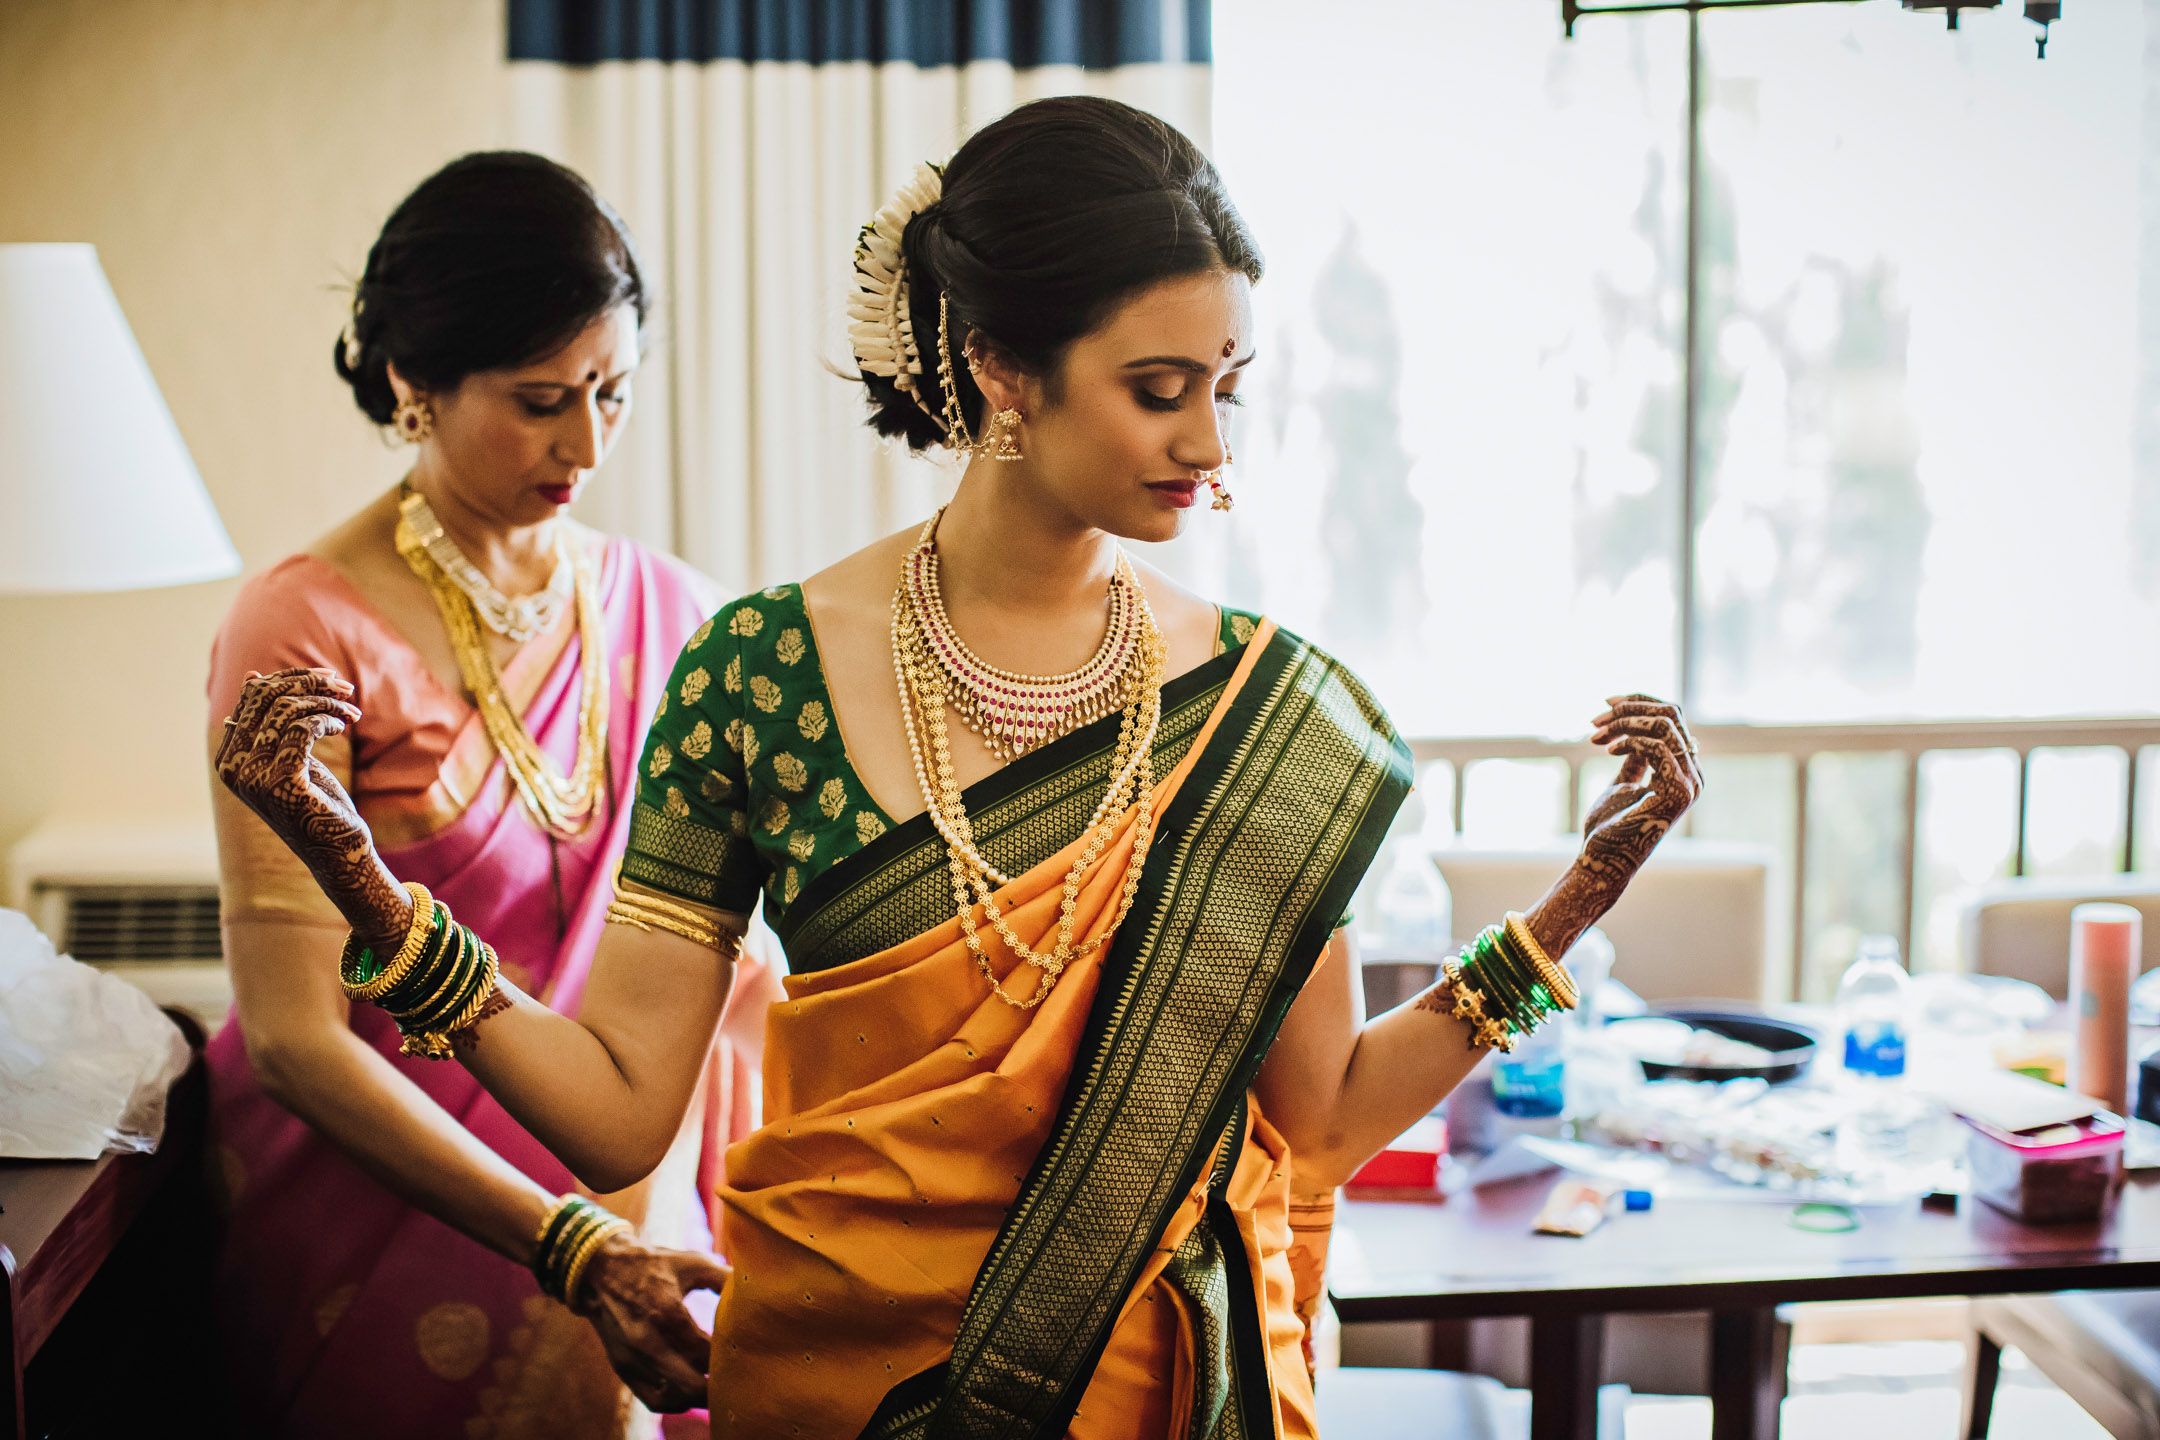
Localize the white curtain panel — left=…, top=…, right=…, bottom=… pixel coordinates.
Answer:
left=505, top=8, right=1211, bottom=593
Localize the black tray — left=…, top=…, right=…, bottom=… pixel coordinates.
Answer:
left=1636, top=1006, right=1819, bottom=1085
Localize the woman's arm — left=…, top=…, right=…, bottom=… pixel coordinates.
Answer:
left=224, top=916, right=571, bottom=1254
left=451, top=899, right=744, bottom=1192
left=1255, top=695, right=1701, bottom=1188
left=214, top=667, right=744, bottom=1192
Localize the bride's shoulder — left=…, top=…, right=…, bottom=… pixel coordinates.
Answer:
left=1123, top=553, right=1244, bottom=656
left=799, top=526, right=918, bottom=622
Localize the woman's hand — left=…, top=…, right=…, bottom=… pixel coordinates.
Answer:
left=575, top=1234, right=731, bottom=1413
left=1529, top=694, right=1703, bottom=956
left=216, top=667, right=412, bottom=949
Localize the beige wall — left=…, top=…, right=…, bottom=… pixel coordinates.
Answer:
left=0, top=0, right=506, bottom=858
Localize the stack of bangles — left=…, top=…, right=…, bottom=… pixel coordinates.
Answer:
left=533, top=1194, right=633, bottom=1308
left=1442, top=910, right=1580, bottom=1053
left=338, top=881, right=509, bottom=1059
left=606, top=880, right=729, bottom=950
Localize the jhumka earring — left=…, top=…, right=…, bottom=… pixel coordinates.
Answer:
left=988, top=408, right=1024, bottom=462
left=392, top=398, right=434, bottom=444
left=1206, top=448, right=1235, bottom=511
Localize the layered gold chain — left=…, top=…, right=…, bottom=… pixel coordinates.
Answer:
left=891, top=527, right=1167, bottom=1008
left=396, top=494, right=609, bottom=840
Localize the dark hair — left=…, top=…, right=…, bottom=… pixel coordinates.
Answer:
left=335, top=151, right=647, bottom=424
left=861, top=96, right=1262, bottom=450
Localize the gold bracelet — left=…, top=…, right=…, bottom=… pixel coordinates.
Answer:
left=341, top=882, right=436, bottom=1003
left=399, top=934, right=502, bottom=1060
left=1505, top=911, right=1578, bottom=1011
left=394, top=918, right=472, bottom=1029
left=1442, top=956, right=1514, bottom=1054
left=606, top=889, right=722, bottom=949
left=560, top=1216, right=633, bottom=1308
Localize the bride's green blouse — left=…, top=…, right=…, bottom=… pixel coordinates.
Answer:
left=621, top=583, right=1260, bottom=924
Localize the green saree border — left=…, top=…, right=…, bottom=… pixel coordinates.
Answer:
left=872, top=626, right=1411, bottom=1440
left=775, top=643, right=1246, bottom=973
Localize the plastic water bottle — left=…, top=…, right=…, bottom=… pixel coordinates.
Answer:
left=1358, top=837, right=1452, bottom=960
left=1838, top=934, right=1909, bottom=1079
left=1492, top=1025, right=1566, bottom=1118
left=1834, top=935, right=1937, bottom=1189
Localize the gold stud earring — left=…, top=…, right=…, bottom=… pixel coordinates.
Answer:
left=988, top=408, right=1024, bottom=462
left=392, top=398, right=434, bottom=444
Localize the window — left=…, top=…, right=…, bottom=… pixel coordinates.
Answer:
left=1200, top=0, right=2160, bottom=996
left=1197, top=0, right=2158, bottom=733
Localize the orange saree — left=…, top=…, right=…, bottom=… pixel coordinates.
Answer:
left=627, top=616, right=1411, bottom=1440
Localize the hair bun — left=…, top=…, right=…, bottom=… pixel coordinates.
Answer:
left=842, top=98, right=1259, bottom=456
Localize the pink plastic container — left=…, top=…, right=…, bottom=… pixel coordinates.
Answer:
left=1964, top=1111, right=2125, bottom=1223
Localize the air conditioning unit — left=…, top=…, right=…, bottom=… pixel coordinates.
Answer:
left=6, top=819, right=230, bottom=1033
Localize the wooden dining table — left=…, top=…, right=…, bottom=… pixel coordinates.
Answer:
left=1330, top=1166, right=2160, bottom=1440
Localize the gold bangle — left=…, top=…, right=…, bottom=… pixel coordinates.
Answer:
left=1441, top=956, right=1513, bottom=1053
left=398, top=934, right=501, bottom=1060
left=342, top=882, right=436, bottom=1003
left=560, top=1216, right=633, bottom=1308
left=1505, top=911, right=1577, bottom=1011
left=394, top=919, right=471, bottom=1028
left=607, top=892, right=722, bottom=950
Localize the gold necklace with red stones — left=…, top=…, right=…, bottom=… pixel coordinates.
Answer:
left=899, top=510, right=1142, bottom=763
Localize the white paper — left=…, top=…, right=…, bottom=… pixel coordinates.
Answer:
left=0, top=907, right=190, bottom=1159
left=1907, top=1065, right=2104, bottom=1134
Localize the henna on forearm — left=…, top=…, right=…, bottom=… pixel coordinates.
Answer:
left=1528, top=694, right=1703, bottom=966
left=448, top=985, right=519, bottom=1054
left=216, top=667, right=414, bottom=947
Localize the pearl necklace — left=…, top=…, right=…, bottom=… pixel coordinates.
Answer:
left=891, top=518, right=1167, bottom=1007
left=900, top=513, right=1141, bottom=762
left=401, top=487, right=574, bottom=643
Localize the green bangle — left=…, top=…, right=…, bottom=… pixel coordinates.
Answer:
left=383, top=914, right=463, bottom=1022
left=1468, top=928, right=1535, bottom=1034
left=371, top=902, right=451, bottom=1013
left=1486, top=925, right=1554, bottom=1034
left=407, top=923, right=480, bottom=1030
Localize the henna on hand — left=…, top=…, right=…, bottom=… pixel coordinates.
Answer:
left=577, top=1234, right=730, bottom=1413
left=216, top=668, right=412, bottom=947
left=1528, top=694, right=1703, bottom=959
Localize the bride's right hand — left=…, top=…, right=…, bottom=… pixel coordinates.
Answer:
left=216, top=667, right=414, bottom=948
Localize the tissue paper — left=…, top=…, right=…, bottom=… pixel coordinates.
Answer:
left=0, top=907, right=191, bottom=1159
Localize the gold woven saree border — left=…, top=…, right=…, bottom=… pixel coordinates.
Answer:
left=894, top=629, right=1410, bottom=1440
left=776, top=650, right=1234, bottom=974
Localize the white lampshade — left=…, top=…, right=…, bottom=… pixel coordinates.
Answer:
left=0, top=244, right=239, bottom=593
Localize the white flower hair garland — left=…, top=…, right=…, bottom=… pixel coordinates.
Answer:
left=847, top=161, right=946, bottom=434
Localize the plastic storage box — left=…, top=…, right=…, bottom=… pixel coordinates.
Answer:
left=1963, top=1111, right=2124, bottom=1223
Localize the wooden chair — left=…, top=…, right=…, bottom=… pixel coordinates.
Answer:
left=1961, top=876, right=2160, bottom=999
left=1963, top=1292, right=2160, bottom=1439
left=1432, top=841, right=1772, bottom=1004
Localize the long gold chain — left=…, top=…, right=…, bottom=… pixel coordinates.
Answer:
left=396, top=505, right=609, bottom=840
left=891, top=532, right=1167, bottom=1008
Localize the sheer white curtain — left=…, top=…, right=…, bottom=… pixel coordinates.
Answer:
left=505, top=5, right=1211, bottom=592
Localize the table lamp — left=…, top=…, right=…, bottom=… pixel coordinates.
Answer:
left=0, top=244, right=238, bottom=593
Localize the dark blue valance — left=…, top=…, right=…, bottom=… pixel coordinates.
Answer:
left=507, top=0, right=1211, bottom=68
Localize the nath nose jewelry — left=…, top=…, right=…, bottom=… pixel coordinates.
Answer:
left=1206, top=448, right=1235, bottom=512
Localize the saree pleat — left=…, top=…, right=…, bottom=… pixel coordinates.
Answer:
left=708, top=621, right=1410, bottom=1440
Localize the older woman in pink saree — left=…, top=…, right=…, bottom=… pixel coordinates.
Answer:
left=204, top=153, right=761, bottom=1437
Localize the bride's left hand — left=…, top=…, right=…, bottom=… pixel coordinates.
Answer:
left=1534, top=694, right=1703, bottom=948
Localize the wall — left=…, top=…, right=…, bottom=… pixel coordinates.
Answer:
left=0, top=0, right=506, bottom=859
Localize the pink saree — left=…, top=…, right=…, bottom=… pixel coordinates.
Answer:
left=205, top=537, right=749, bottom=1439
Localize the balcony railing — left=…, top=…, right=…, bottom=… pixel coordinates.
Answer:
left=1408, top=718, right=2160, bottom=1000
